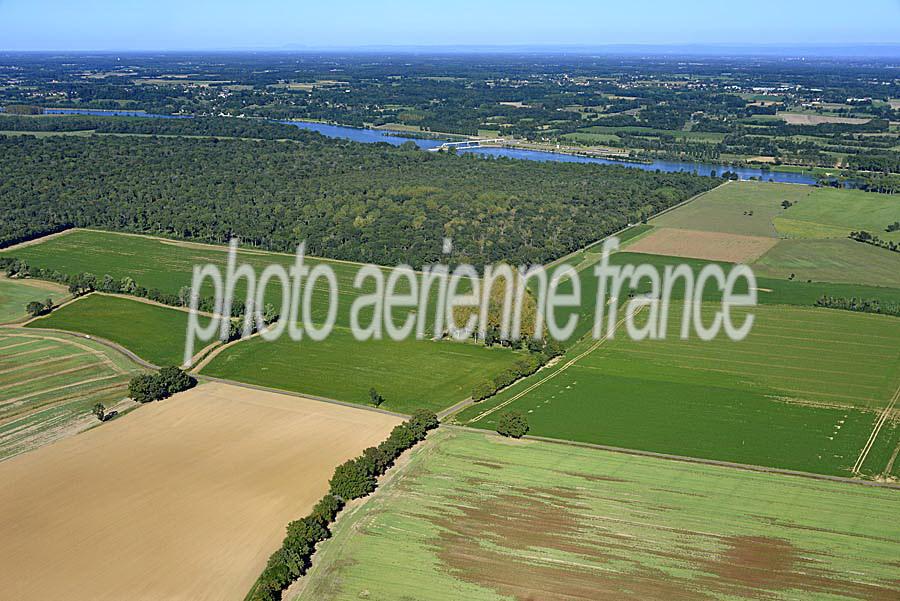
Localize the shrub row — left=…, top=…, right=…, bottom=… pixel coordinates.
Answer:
left=1, top=258, right=277, bottom=337
left=815, top=295, right=900, bottom=318
left=471, top=341, right=564, bottom=402
left=128, top=366, right=197, bottom=403
left=249, top=410, right=439, bottom=601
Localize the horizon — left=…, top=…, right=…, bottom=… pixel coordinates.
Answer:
left=1, top=0, right=898, bottom=53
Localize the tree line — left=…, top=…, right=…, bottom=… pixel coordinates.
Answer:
left=248, top=410, right=439, bottom=601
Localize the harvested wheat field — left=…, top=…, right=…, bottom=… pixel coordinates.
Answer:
left=0, top=381, right=402, bottom=601
left=626, top=227, right=778, bottom=263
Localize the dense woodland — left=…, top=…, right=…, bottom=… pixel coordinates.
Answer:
left=0, top=125, right=714, bottom=266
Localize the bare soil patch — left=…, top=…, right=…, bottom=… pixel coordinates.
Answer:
left=626, top=227, right=779, bottom=263
left=0, top=381, right=401, bottom=601
left=780, top=113, right=871, bottom=126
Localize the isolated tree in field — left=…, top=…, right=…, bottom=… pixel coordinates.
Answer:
left=92, top=403, right=106, bottom=422
left=25, top=300, right=47, bottom=317
left=497, top=411, right=529, bottom=438
left=368, top=387, right=384, bottom=407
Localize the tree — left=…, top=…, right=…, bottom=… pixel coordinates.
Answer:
left=92, top=403, right=106, bottom=422
left=329, top=458, right=377, bottom=500
left=26, top=300, right=48, bottom=317
left=497, top=411, right=529, bottom=438
left=368, top=387, right=384, bottom=407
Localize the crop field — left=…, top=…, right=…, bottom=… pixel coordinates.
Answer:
left=456, top=303, right=900, bottom=477
left=0, top=329, right=142, bottom=460
left=0, top=382, right=401, bottom=601
left=296, top=428, right=900, bottom=601
left=0, top=229, right=433, bottom=328
left=201, top=331, right=527, bottom=413
left=25, top=293, right=524, bottom=413
left=626, top=227, right=778, bottom=263
left=647, top=181, right=900, bottom=288
left=26, top=293, right=201, bottom=367
left=653, top=181, right=900, bottom=242
left=0, top=276, right=67, bottom=323
left=753, top=238, right=900, bottom=288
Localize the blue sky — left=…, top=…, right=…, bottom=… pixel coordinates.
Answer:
left=1, top=0, right=897, bottom=51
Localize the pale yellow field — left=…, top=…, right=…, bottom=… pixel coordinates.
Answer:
left=0, top=382, right=401, bottom=601
left=779, top=113, right=871, bottom=126
left=626, top=227, right=778, bottom=263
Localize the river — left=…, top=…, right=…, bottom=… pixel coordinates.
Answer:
left=283, top=121, right=819, bottom=184
left=13, top=108, right=819, bottom=184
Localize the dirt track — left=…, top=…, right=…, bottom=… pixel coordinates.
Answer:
left=0, top=381, right=401, bottom=601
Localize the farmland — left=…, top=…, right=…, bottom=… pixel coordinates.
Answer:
left=0, top=275, right=67, bottom=323
left=456, top=303, right=900, bottom=478
left=0, top=382, right=402, bottom=601
left=646, top=181, right=900, bottom=288
left=296, top=428, right=900, bottom=601
left=0, top=329, right=142, bottom=460
left=201, top=331, right=528, bottom=414
left=23, top=291, right=526, bottom=413
left=26, top=293, right=200, bottom=367
left=653, top=181, right=900, bottom=242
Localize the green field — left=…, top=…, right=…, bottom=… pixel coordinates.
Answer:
left=0, top=329, right=142, bottom=460
left=201, top=331, right=528, bottom=413
left=26, top=293, right=524, bottom=413
left=653, top=181, right=900, bottom=242
left=754, top=238, right=900, bottom=288
left=648, top=181, right=900, bottom=288
left=0, top=276, right=67, bottom=323
left=26, top=293, right=200, bottom=367
left=296, top=428, right=900, bottom=601
left=0, top=229, right=443, bottom=330
left=456, top=304, right=900, bottom=477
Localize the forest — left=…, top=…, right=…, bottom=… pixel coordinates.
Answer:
left=0, top=127, right=715, bottom=267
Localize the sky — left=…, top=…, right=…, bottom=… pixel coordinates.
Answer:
left=0, top=0, right=898, bottom=52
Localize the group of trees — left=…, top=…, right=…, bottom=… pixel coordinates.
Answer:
left=128, top=366, right=197, bottom=403
left=815, top=295, right=900, bottom=318
left=250, top=409, right=439, bottom=601
left=0, top=126, right=715, bottom=268
left=25, top=298, right=54, bottom=317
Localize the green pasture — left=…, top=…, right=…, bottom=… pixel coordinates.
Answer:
left=201, top=330, right=527, bottom=414
left=456, top=303, right=900, bottom=477
left=25, top=293, right=198, bottom=367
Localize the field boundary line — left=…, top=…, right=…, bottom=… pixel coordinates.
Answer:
left=197, top=375, right=411, bottom=419
left=467, top=307, right=641, bottom=424
left=448, top=425, right=900, bottom=490
left=852, top=383, right=900, bottom=474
